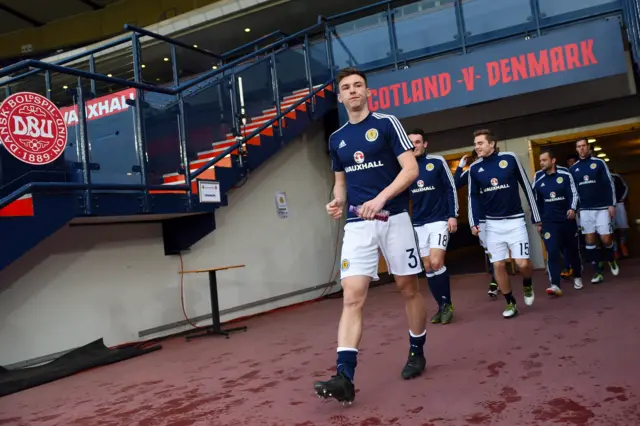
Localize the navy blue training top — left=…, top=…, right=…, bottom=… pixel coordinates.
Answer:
left=329, top=112, right=414, bottom=222
left=410, top=154, right=458, bottom=226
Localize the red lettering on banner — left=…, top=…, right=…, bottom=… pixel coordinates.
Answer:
left=550, top=46, right=566, bottom=72
left=389, top=84, right=401, bottom=107
left=368, top=89, right=379, bottom=111
left=411, top=79, right=424, bottom=103
left=461, top=66, right=476, bottom=91
left=565, top=43, right=581, bottom=69
left=367, top=37, right=601, bottom=112
left=59, top=88, right=136, bottom=127
left=581, top=39, right=597, bottom=65
left=511, top=55, right=528, bottom=81
left=401, top=82, right=412, bottom=105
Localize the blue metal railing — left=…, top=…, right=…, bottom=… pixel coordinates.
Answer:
left=0, top=0, right=634, bottom=215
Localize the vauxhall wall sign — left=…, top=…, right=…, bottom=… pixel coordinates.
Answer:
left=0, top=92, right=67, bottom=165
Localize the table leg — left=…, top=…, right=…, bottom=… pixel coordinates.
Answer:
left=186, top=270, right=248, bottom=341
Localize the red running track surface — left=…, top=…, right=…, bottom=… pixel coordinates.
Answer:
left=1, top=262, right=639, bottom=425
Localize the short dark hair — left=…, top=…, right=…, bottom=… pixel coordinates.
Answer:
left=567, top=154, right=578, bottom=162
left=576, top=137, right=589, bottom=146
left=473, top=128, right=496, bottom=144
left=336, top=67, right=367, bottom=87
left=540, top=147, right=555, bottom=159
left=407, top=128, right=425, bottom=139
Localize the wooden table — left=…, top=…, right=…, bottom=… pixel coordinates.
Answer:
left=181, top=264, right=248, bottom=340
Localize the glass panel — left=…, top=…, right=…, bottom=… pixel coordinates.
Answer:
left=183, top=77, right=235, bottom=158
left=538, top=0, right=617, bottom=18
left=394, top=0, right=459, bottom=60
left=309, top=39, right=331, bottom=85
left=142, top=91, right=182, bottom=186
left=275, top=46, right=308, bottom=98
left=331, top=11, right=392, bottom=70
left=82, top=80, right=142, bottom=185
left=235, top=58, right=275, bottom=125
left=462, top=0, right=533, bottom=38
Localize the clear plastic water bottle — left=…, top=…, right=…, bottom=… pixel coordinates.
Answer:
left=349, top=205, right=390, bottom=222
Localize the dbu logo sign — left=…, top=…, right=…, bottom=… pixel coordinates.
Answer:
left=0, top=92, right=67, bottom=165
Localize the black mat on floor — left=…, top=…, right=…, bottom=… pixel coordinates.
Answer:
left=0, top=338, right=162, bottom=397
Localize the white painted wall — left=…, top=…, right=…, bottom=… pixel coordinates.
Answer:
left=0, top=121, right=344, bottom=366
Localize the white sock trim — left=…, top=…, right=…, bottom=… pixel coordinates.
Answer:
left=409, top=329, right=426, bottom=338
left=426, top=272, right=435, bottom=278
left=337, top=347, right=358, bottom=352
left=434, top=266, right=447, bottom=275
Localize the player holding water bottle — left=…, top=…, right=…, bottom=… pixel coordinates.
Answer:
left=315, top=67, right=427, bottom=405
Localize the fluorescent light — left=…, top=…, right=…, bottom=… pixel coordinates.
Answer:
left=107, top=73, right=112, bottom=77
left=212, top=65, right=218, bottom=69
left=605, top=158, right=610, bottom=162
left=244, top=28, right=251, bottom=32
left=597, top=153, right=606, bottom=158
left=141, top=64, right=146, bottom=68
left=193, top=44, right=198, bottom=48
left=588, top=138, right=596, bottom=143
left=163, top=57, right=169, bottom=62
left=593, top=146, right=602, bottom=151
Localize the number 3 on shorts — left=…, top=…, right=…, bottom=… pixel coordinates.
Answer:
left=406, top=248, right=418, bottom=268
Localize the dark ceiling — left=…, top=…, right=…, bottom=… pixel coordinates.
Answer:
left=2, top=0, right=408, bottom=106
left=0, top=0, right=119, bottom=35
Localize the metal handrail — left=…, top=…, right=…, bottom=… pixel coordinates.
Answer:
left=124, top=24, right=224, bottom=61
left=0, top=79, right=334, bottom=210
left=0, top=182, right=190, bottom=213
left=190, top=79, right=333, bottom=180
left=0, top=59, right=175, bottom=94
left=0, top=35, right=132, bottom=87
left=221, top=30, right=288, bottom=59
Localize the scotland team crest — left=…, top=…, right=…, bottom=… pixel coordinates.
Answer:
left=556, top=177, right=564, bottom=184
left=426, top=163, right=434, bottom=171
left=499, top=160, right=508, bottom=169
left=341, top=259, right=350, bottom=271
left=590, top=163, right=597, bottom=169
left=365, top=128, right=378, bottom=142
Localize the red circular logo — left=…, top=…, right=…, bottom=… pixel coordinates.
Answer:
left=0, top=92, right=67, bottom=165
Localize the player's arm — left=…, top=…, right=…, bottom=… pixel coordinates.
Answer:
left=377, top=150, right=419, bottom=203
left=616, top=174, right=629, bottom=202
left=454, top=167, right=468, bottom=190
left=468, top=168, right=481, bottom=234
left=439, top=159, right=458, bottom=217
left=531, top=179, right=544, bottom=227
left=439, top=159, right=459, bottom=232
left=566, top=172, right=578, bottom=218
left=601, top=161, right=616, bottom=206
left=327, top=141, right=346, bottom=219
left=511, top=154, right=541, bottom=224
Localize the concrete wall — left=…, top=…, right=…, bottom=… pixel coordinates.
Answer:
left=0, top=121, right=344, bottom=366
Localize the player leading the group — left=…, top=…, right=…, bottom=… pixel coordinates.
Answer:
left=315, top=66, right=622, bottom=406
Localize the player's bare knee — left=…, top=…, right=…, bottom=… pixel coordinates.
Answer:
left=493, top=261, right=506, bottom=272
left=429, top=258, right=444, bottom=271
left=395, top=275, right=419, bottom=298
left=514, top=258, right=530, bottom=270
left=341, top=277, right=369, bottom=309
left=600, top=234, right=613, bottom=246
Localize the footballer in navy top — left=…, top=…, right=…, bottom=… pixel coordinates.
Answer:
left=569, top=156, right=616, bottom=210
left=329, top=112, right=414, bottom=222
left=468, top=151, right=541, bottom=229
left=532, top=169, right=578, bottom=223
left=411, top=154, right=458, bottom=226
